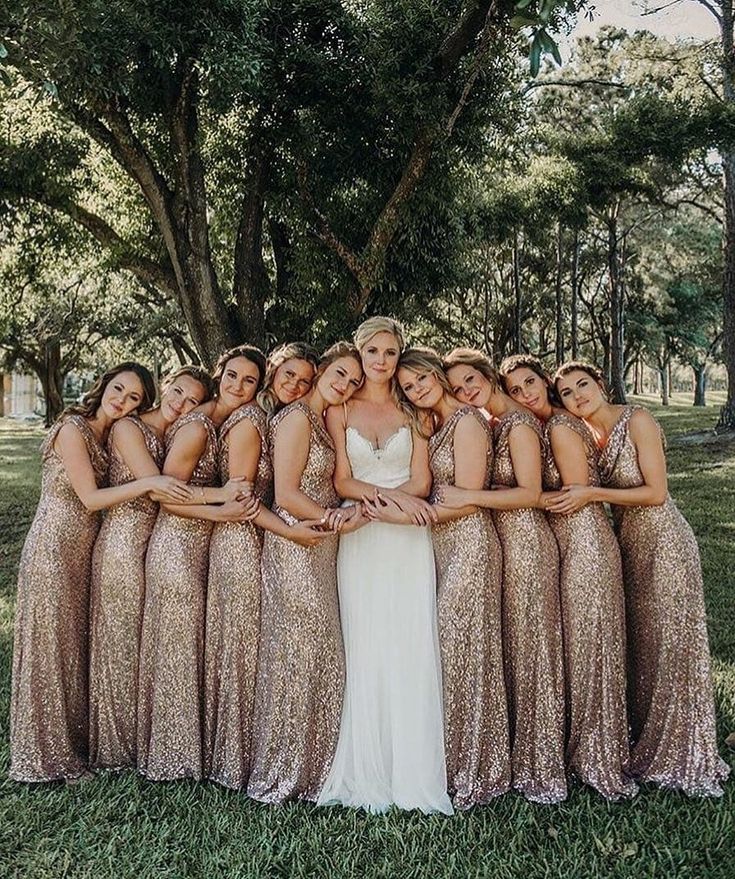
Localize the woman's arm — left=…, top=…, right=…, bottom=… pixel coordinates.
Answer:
left=112, top=418, right=163, bottom=479
left=161, top=497, right=260, bottom=522
left=437, top=423, right=542, bottom=511
left=252, top=506, right=337, bottom=545
left=274, top=408, right=340, bottom=521
left=54, top=422, right=190, bottom=512
left=432, top=416, right=484, bottom=523
left=396, top=429, right=433, bottom=498
left=548, top=410, right=668, bottom=513
left=539, top=424, right=588, bottom=510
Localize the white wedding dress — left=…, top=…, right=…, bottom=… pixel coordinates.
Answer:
left=318, top=426, right=453, bottom=815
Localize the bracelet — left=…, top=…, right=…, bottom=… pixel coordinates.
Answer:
left=199, top=486, right=207, bottom=505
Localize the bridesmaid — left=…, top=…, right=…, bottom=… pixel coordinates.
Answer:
left=256, top=341, right=318, bottom=422
left=549, top=361, right=730, bottom=796
left=204, top=351, right=326, bottom=791
left=137, top=346, right=262, bottom=782
left=395, top=347, right=511, bottom=808
left=440, top=348, right=566, bottom=804
left=10, top=362, right=192, bottom=783
left=248, top=342, right=364, bottom=804
left=499, top=354, right=635, bottom=800
left=89, top=365, right=215, bottom=771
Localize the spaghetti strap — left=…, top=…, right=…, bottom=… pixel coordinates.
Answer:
left=342, top=402, right=349, bottom=431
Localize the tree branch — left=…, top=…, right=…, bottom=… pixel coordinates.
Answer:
left=522, top=78, right=630, bottom=95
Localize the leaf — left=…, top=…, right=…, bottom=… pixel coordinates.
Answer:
left=515, top=0, right=535, bottom=9
left=530, top=34, right=542, bottom=78
left=0, top=42, right=8, bottom=59
left=42, top=80, right=58, bottom=99
left=0, top=68, right=11, bottom=87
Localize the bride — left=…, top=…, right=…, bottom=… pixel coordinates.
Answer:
left=318, top=316, right=453, bottom=815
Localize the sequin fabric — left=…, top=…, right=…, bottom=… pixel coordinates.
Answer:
left=10, top=415, right=107, bottom=782
left=204, top=403, right=271, bottom=790
left=89, top=416, right=165, bottom=771
left=543, top=413, right=636, bottom=800
left=429, top=407, right=511, bottom=808
left=492, top=409, right=566, bottom=803
left=137, top=411, right=218, bottom=781
left=599, top=406, right=729, bottom=796
left=248, top=401, right=343, bottom=803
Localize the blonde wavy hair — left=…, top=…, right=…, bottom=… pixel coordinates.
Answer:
left=353, top=315, right=407, bottom=411
left=397, top=347, right=453, bottom=438
left=257, top=341, right=319, bottom=422
left=353, top=315, right=406, bottom=352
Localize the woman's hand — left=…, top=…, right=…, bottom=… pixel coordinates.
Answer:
left=546, top=484, right=594, bottom=514
left=147, top=475, right=195, bottom=503
left=321, top=507, right=348, bottom=532
left=363, top=492, right=413, bottom=525
left=432, top=484, right=472, bottom=510
left=384, top=489, right=438, bottom=526
left=287, top=519, right=335, bottom=547
left=218, top=496, right=260, bottom=522
left=338, top=504, right=369, bottom=534
left=221, top=477, right=251, bottom=502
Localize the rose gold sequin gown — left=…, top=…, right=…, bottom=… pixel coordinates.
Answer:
left=88, top=416, right=164, bottom=771
left=247, top=402, right=342, bottom=804
left=429, top=407, right=511, bottom=808
left=137, top=411, right=218, bottom=781
left=599, top=406, right=729, bottom=796
left=10, top=414, right=108, bottom=782
left=492, top=409, right=566, bottom=803
left=203, top=403, right=272, bottom=790
left=544, top=413, right=636, bottom=800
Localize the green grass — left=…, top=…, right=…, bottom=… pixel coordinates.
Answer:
left=0, top=403, right=733, bottom=879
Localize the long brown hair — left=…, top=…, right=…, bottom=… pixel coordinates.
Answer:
left=65, top=362, right=156, bottom=420
left=211, top=344, right=267, bottom=393
left=553, top=360, right=609, bottom=401
left=499, top=353, right=560, bottom=405
left=257, top=341, right=319, bottom=422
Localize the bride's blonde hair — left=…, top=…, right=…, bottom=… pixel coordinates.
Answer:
left=353, top=316, right=406, bottom=352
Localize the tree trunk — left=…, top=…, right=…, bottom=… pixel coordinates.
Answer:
left=633, top=355, right=642, bottom=395
left=659, top=350, right=670, bottom=407
left=40, top=338, right=65, bottom=426
left=513, top=230, right=522, bottom=351
left=607, top=211, right=626, bottom=403
left=555, top=221, right=564, bottom=366
left=570, top=227, right=579, bottom=360
left=717, top=147, right=735, bottom=429
left=693, top=363, right=707, bottom=406
left=704, top=0, right=735, bottom=430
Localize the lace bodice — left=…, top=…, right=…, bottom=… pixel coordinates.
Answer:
left=346, top=426, right=412, bottom=489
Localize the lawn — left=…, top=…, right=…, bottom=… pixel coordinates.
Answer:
left=0, top=398, right=733, bottom=879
